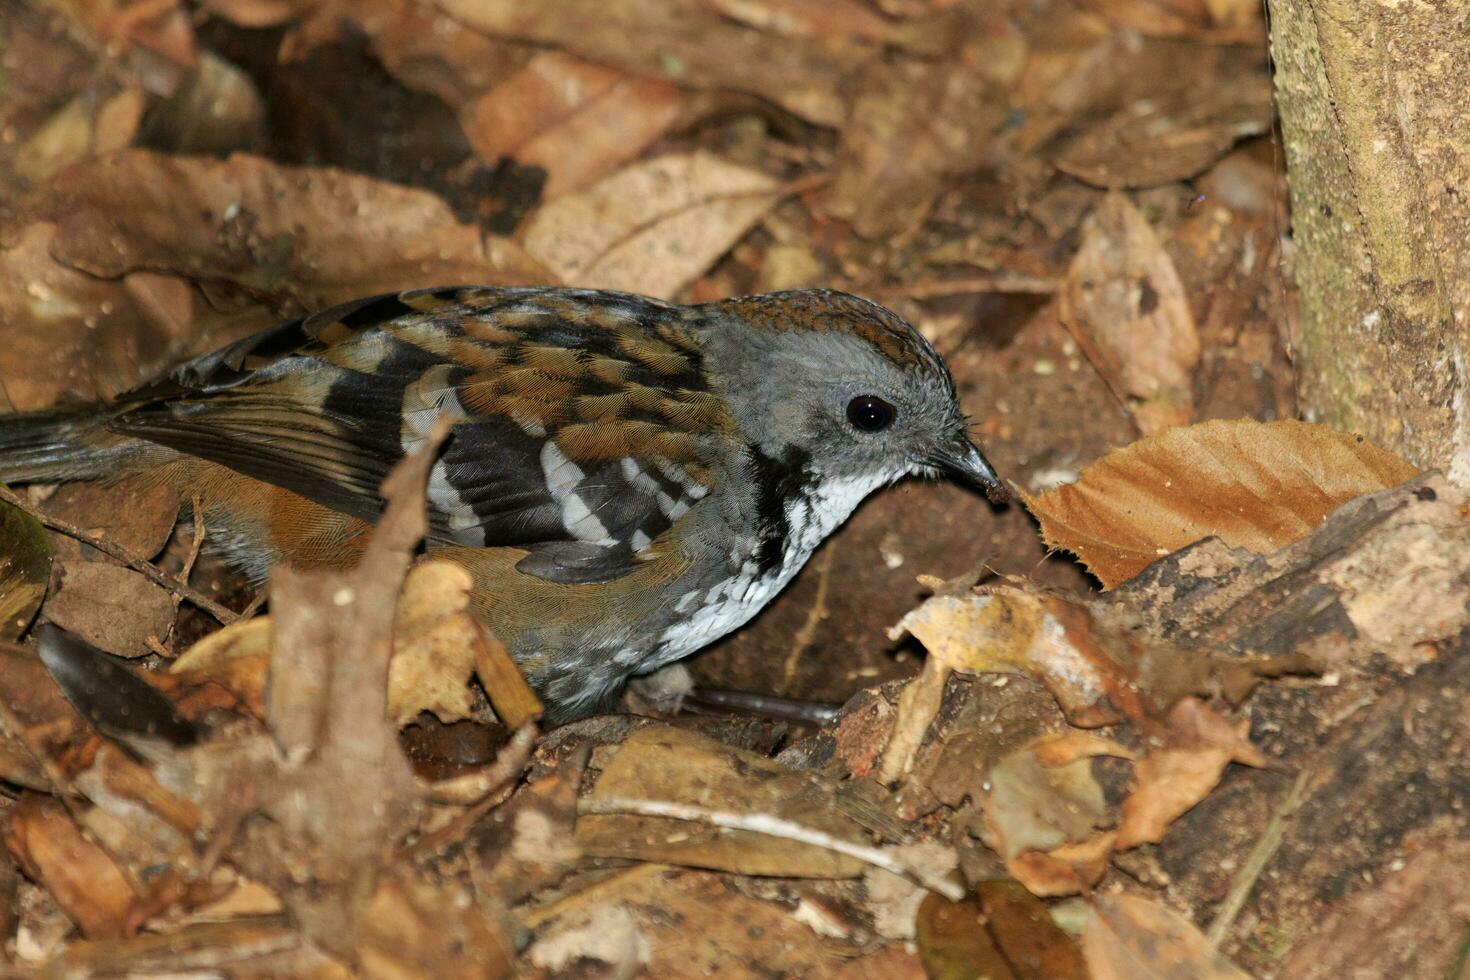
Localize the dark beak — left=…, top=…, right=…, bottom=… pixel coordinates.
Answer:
left=929, top=436, right=1009, bottom=503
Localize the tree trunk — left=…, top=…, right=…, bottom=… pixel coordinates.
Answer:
left=1269, top=0, right=1470, bottom=480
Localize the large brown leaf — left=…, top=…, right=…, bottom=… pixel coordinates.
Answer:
left=1023, top=419, right=1420, bottom=587
left=522, top=151, right=779, bottom=298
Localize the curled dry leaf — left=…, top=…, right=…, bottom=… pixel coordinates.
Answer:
left=24, top=149, right=553, bottom=311
left=1059, top=192, right=1200, bottom=434
left=0, top=485, right=52, bottom=641
left=1023, top=419, right=1421, bottom=588
left=0, top=223, right=190, bottom=410
left=522, top=151, right=781, bottom=299
left=1083, top=893, right=1251, bottom=980
left=1116, top=698, right=1265, bottom=849
left=462, top=51, right=686, bottom=201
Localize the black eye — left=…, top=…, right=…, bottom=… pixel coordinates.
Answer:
left=846, top=395, right=896, bottom=433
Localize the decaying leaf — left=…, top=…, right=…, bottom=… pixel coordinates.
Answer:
left=462, top=51, right=685, bottom=200
left=524, top=866, right=857, bottom=975
left=42, top=561, right=174, bottom=658
left=521, top=151, right=781, bottom=298
left=1024, top=419, right=1421, bottom=587
left=1053, top=45, right=1271, bottom=187
left=24, top=149, right=553, bottom=310
left=358, top=873, right=514, bottom=979
left=0, top=485, right=52, bottom=641
left=577, top=725, right=875, bottom=878
left=983, top=743, right=1111, bottom=861
left=1059, top=192, right=1200, bottom=434
left=1116, top=698, right=1265, bottom=849
left=41, top=477, right=180, bottom=564
left=1083, top=893, right=1251, bottom=980
left=914, top=893, right=1017, bottom=979
left=390, top=559, right=542, bottom=727
left=434, top=0, right=870, bottom=126
left=5, top=795, right=142, bottom=940
left=915, top=882, right=1088, bottom=980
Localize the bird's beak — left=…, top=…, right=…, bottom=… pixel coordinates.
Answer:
left=929, top=436, right=1009, bottom=503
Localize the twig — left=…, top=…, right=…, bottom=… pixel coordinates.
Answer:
left=778, top=544, right=834, bottom=695
left=238, top=590, right=269, bottom=622
left=1207, top=768, right=1312, bottom=948
left=161, top=498, right=210, bottom=654
left=401, top=723, right=541, bottom=859
left=879, top=274, right=1060, bottom=299
left=578, top=796, right=965, bottom=901
left=0, top=485, right=237, bottom=625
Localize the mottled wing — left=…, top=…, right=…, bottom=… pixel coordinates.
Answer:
left=110, top=287, right=728, bottom=584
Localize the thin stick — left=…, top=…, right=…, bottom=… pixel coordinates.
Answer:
left=578, top=796, right=965, bottom=901
left=1207, top=768, right=1312, bottom=948
left=0, top=485, right=238, bottom=625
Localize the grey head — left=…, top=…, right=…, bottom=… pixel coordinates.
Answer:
left=691, top=289, right=1007, bottom=502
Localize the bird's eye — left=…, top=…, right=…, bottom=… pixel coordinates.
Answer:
left=846, top=395, right=896, bottom=433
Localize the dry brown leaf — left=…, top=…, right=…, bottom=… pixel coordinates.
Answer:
left=577, top=725, right=870, bottom=878
left=470, top=767, right=581, bottom=905
left=830, top=946, right=927, bottom=980
left=5, top=795, right=142, bottom=939
left=888, top=588, right=1118, bottom=724
left=434, top=0, right=870, bottom=126
left=829, top=52, right=1012, bottom=238
left=983, top=743, right=1109, bottom=861
left=462, top=51, right=685, bottom=201
left=24, top=149, right=553, bottom=311
left=913, top=892, right=1017, bottom=979
left=1055, top=78, right=1271, bottom=189
left=524, top=866, right=856, bottom=975
left=1083, top=893, right=1251, bottom=979
left=43, top=561, right=174, bottom=658
left=1023, top=419, right=1421, bottom=587
left=915, top=882, right=1088, bottom=980
left=0, top=222, right=196, bottom=410
left=522, top=151, right=780, bottom=298
left=42, top=477, right=180, bottom=564
left=15, top=87, right=147, bottom=184
left=390, top=559, right=541, bottom=727
left=197, top=0, right=311, bottom=27
left=358, top=873, right=514, bottom=979
left=1006, top=832, right=1116, bottom=897
left=1059, top=192, right=1200, bottom=434
left=1116, top=698, right=1265, bottom=849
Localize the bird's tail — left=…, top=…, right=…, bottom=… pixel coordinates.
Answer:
left=0, top=406, right=118, bottom=484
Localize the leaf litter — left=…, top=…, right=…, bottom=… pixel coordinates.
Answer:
left=0, top=0, right=1464, bottom=974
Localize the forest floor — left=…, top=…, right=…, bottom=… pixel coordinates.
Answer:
left=0, top=0, right=1465, bottom=977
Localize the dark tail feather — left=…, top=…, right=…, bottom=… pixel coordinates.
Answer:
left=0, top=407, right=116, bottom=484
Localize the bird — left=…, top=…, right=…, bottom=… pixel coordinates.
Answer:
left=0, top=285, right=1005, bottom=722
